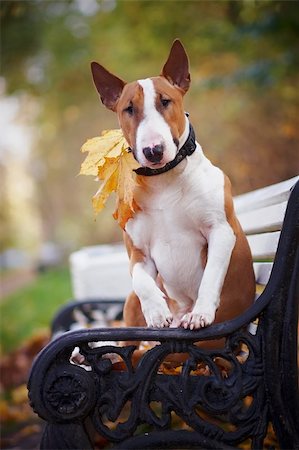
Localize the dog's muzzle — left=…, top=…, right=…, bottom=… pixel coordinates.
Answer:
left=143, top=145, right=164, bottom=164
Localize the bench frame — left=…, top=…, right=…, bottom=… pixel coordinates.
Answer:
left=28, top=180, right=299, bottom=450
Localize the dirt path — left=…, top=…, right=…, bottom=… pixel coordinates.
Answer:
left=0, top=269, right=37, bottom=300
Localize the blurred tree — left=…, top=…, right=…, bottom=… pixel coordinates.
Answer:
left=1, top=0, right=298, bottom=250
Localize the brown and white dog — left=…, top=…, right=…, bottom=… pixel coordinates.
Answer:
left=91, top=40, right=255, bottom=335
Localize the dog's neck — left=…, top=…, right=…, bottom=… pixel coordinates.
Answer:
left=134, top=119, right=205, bottom=196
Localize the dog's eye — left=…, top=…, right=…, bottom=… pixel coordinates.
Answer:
left=124, top=104, right=134, bottom=116
left=161, top=98, right=171, bottom=108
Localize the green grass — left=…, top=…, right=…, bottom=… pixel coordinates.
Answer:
left=0, top=267, right=72, bottom=354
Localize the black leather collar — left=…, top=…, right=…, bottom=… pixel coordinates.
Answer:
left=134, top=123, right=196, bottom=176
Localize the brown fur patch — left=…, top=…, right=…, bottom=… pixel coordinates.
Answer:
left=152, top=77, right=186, bottom=141
left=116, top=82, right=144, bottom=150
left=123, top=231, right=145, bottom=274
left=123, top=291, right=146, bottom=328
left=214, top=174, right=256, bottom=324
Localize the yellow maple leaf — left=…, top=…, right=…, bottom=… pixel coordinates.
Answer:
left=80, top=129, right=141, bottom=228
left=80, top=129, right=127, bottom=176
left=92, top=160, right=119, bottom=214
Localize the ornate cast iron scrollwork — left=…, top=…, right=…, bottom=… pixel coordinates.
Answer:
left=28, top=322, right=286, bottom=449
left=29, top=359, right=99, bottom=449
left=72, top=329, right=267, bottom=447
left=43, top=363, right=97, bottom=420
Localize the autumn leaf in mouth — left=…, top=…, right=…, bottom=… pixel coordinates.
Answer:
left=80, top=129, right=140, bottom=228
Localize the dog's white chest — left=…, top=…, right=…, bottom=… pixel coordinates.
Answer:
left=150, top=210, right=207, bottom=303
left=126, top=151, right=226, bottom=305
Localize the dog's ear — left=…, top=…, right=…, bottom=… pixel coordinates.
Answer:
left=91, top=62, right=126, bottom=111
left=161, top=39, right=190, bottom=93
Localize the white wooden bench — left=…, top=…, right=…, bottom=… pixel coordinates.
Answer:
left=28, top=176, right=299, bottom=450
left=235, top=175, right=299, bottom=288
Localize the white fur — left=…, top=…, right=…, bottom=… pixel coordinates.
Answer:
left=126, top=132, right=236, bottom=328
left=136, top=78, right=178, bottom=168
left=132, top=262, right=173, bottom=328
left=180, top=222, right=236, bottom=329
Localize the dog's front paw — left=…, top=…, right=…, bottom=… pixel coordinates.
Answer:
left=142, top=300, right=173, bottom=328
left=180, top=307, right=215, bottom=330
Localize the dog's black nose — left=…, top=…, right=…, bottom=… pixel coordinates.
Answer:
left=143, top=145, right=164, bottom=163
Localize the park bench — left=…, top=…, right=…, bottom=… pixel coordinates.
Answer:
left=28, top=176, right=299, bottom=450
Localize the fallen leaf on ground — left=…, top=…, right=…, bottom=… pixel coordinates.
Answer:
left=11, top=384, right=28, bottom=405
left=0, top=331, right=49, bottom=390
left=0, top=400, right=31, bottom=423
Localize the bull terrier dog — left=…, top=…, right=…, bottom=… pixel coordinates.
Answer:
left=91, top=39, right=255, bottom=334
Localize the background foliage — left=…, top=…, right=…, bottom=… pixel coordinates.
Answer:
left=1, top=0, right=299, bottom=251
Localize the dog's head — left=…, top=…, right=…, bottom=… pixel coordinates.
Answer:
left=91, top=39, right=190, bottom=169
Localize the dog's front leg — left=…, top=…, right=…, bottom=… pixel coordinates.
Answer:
left=132, top=260, right=173, bottom=328
left=124, top=231, right=173, bottom=328
left=181, top=223, right=236, bottom=329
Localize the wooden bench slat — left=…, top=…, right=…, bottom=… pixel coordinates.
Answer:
left=238, top=201, right=288, bottom=235
left=234, top=176, right=298, bottom=214
left=247, top=231, right=280, bottom=261
left=253, top=262, right=273, bottom=285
